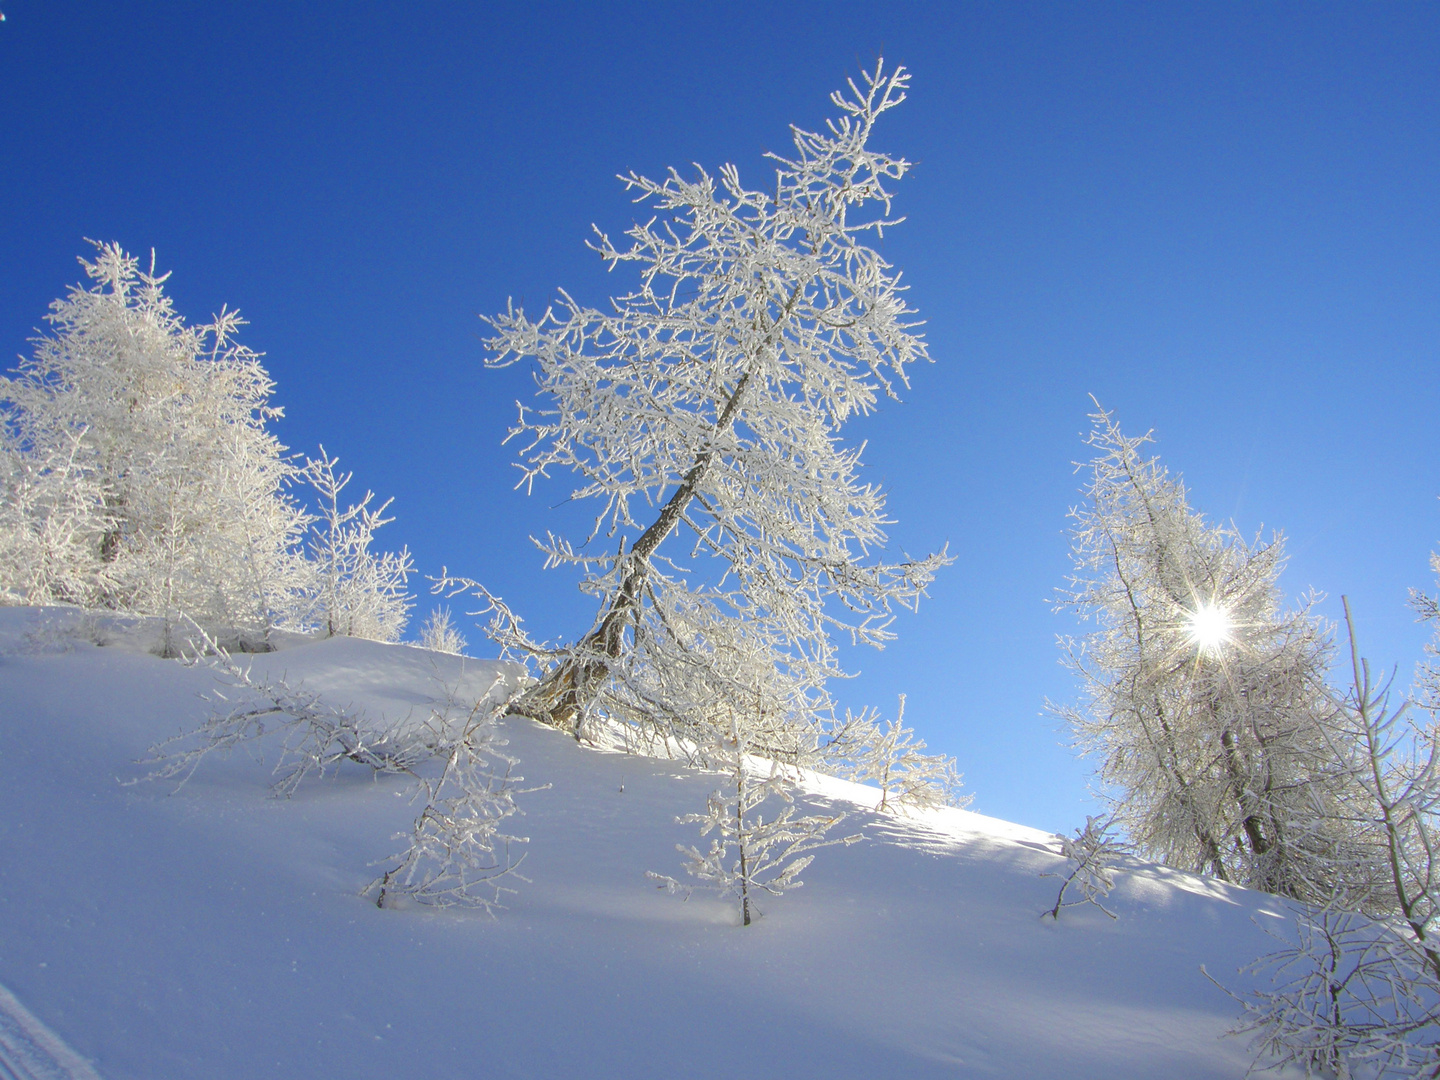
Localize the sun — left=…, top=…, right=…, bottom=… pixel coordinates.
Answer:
left=1184, top=601, right=1232, bottom=655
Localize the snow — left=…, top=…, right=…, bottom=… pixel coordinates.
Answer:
left=0, top=606, right=1297, bottom=1078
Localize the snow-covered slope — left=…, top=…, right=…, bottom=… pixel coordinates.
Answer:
left=0, top=607, right=1294, bottom=1078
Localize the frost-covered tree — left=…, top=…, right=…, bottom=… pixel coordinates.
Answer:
left=1053, top=405, right=1370, bottom=901
left=1222, top=601, right=1440, bottom=1077
left=301, top=449, right=413, bottom=643
left=650, top=684, right=856, bottom=926
left=478, top=61, right=949, bottom=750
left=0, top=243, right=309, bottom=646
left=418, top=607, right=468, bottom=655
left=827, top=694, right=969, bottom=813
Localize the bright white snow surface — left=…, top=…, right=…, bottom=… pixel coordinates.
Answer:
left=0, top=606, right=1295, bottom=1079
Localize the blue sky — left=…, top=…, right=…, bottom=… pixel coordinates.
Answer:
left=3, top=2, right=1438, bottom=832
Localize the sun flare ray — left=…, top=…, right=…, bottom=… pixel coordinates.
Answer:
left=1184, top=601, right=1232, bottom=655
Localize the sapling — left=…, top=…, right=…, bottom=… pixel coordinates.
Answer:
left=830, top=694, right=969, bottom=814
left=418, top=606, right=468, bottom=655
left=134, top=621, right=533, bottom=913
left=650, top=693, right=858, bottom=926
left=1042, top=815, right=1127, bottom=921
left=371, top=677, right=538, bottom=912
left=301, top=449, right=413, bottom=642
left=135, top=620, right=427, bottom=796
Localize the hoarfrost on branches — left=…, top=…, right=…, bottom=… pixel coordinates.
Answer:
left=418, top=606, right=468, bottom=655
left=135, top=621, right=428, bottom=796
left=649, top=688, right=858, bottom=927
left=0, top=244, right=415, bottom=649
left=1217, top=602, right=1440, bottom=1077
left=300, top=449, right=413, bottom=643
left=1051, top=403, right=1371, bottom=903
left=371, top=679, right=537, bottom=912
left=826, top=693, right=970, bottom=813
left=0, top=243, right=310, bottom=649
left=135, top=623, right=532, bottom=913
left=475, top=60, right=951, bottom=757
left=1042, top=814, right=1127, bottom=921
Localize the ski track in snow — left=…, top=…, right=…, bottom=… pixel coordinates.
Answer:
left=0, top=984, right=102, bottom=1080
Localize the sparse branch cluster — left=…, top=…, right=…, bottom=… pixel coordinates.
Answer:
left=138, top=625, right=531, bottom=913
left=301, top=450, right=414, bottom=642
left=138, top=622, right=428, bottom=795
left=1043, top=815, right=1127, bottom=921
left=372, top=680, right=537, bottom=912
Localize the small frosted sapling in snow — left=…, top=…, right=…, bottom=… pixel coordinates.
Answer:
left=301, top=448, right=414, bottom=643
left=650, top=696, right=858, bottom=927
left=418, top=606, right=468, bottom=655
left=371, top=677, right=539, bottom=912
left=828, top=694, right=970, bottom=814
left=1042, top=815, right=1127, bottom=921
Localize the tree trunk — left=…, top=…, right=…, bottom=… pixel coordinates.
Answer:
left=507, top=368, right=756, bottom=732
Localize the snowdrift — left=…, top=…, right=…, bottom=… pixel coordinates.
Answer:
left=0, top=607, right=1294, bottom=1078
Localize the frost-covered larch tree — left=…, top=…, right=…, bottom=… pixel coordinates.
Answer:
left=301, top=449, right=413, bottom=643
left=1223, top=600, right=1440, bottom=1077
left=0, top=243, right=309, bottom=647
left=1052, top=404, right=1372, bottom=902
left=828, top=694, right=969, bottom=814
left=477, top=61, right=949, bottom=749
left=647, top=627, right=857, bottom=926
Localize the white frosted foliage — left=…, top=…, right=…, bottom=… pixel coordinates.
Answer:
left=0, top=243, right=309, bottom=647
left=477, top=61, right=951, bottom=759
left=1052, top=404, right=1368, bottom=902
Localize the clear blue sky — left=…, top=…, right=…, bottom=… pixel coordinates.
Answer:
left=4, top=2, right=1438, bottom=833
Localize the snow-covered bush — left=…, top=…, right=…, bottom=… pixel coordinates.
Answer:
left=0, top=243, right=310, bottom=649
left=1052, top=404, right=1371, bottom=902
left=418, top=606, right=467, bottom=655
left=827, top=694, right=969, bottom=814
left=300, top=449, right=413, bottom=643
left=474, top=61, right=949, bottom=756
left=1042, top=815, right=1127, bottom=921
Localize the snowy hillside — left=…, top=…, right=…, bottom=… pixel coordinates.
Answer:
left=0, top=606, right=1295, bottom=1079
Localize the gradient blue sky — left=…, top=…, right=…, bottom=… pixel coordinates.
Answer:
left=4, top=2, right=1438, bottom=832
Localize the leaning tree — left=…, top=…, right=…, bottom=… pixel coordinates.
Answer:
left=468, top=61, right=950, bottom=753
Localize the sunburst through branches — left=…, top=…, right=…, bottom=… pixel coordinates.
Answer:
left=1183, top=601, right=1233, bottom=656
